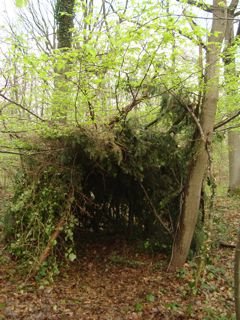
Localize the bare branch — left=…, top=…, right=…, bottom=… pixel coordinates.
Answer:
left=234, top=10, right=240, bottom=16
left=0, top=150, right=25, bottom=155
left=139, top=182, right=173, bottom=235
left=123, top=0, right=129, bottom=15
left=214, top=110, right=240, bottom=130
left=229, top=0, right=239, bottom=12
left=216, top=123, right=240, bottom=132
left=170, top=90, right=206, bottom=142
left=0, top=93, right=45, bottom=121
left=108, top=95, right=148, bottom=127
left=183, top=10, right=207, bottom=50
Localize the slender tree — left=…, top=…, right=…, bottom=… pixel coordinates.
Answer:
left=168, top=0, right=228, bottom=270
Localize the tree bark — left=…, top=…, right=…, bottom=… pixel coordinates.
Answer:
left=235, top=228, right=240, bottom=320
left=228, top=131, right=240, bottom=192
left=223, top=0, right=240, bottom=193
left=168, top=0, right=227, bottom=271
left=52, top=0, right=75, bottom=122
left=56, top=0, right=75, bottom=49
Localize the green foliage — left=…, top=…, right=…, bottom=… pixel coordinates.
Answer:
left=166, top=302, right=180, bottom=311
left=135, top=302, right=143, bottom=313
left=145, top=293, right=155, bottom=303
left=1, top=0, right=205, bottom=136
left=4, top=165, right=77, bottom=276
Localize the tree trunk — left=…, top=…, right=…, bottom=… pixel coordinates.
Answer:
left=168, top=0, right=227, bottom=271
left=52, top=0, right=75, bottom=122
left=235, top=228, right=240, bottom=320
left=228, top=131, right=240, bottom=192
left=223, top=0, right=240, bottom=193
left=56, top=0, right=75, bottom=49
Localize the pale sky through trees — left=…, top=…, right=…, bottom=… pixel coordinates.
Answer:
left=0, top=0, right=213, bottom=33
left=0, top=0, right=17, bottom=25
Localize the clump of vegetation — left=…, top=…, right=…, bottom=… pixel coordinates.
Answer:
left=3, top=121, right=189, bottom=276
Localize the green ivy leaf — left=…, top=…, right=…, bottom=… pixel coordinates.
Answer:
left=68, top=253, right=76, bottom=262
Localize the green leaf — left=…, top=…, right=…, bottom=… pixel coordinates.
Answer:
left=0, top=303, right=6, bottom=309
left=135, top=303, right=143, bottom=312
left=68, top=253, right=76, bottom=262
left=146, top=293, right=155, bottom=302
left=15, top=0, right=28, bottom=7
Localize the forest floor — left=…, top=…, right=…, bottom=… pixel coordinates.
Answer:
left=0, top=195, right=239, bottom=320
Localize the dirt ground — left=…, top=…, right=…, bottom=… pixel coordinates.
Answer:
left=0, top=196, right=238, bottom=320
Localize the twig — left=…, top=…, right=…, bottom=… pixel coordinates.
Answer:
left=139, top=182, right=172, bottom=235
left=184, top=103, right=206, bottom=142
left=219, top=241, right=236, bottom=248
left=167, top=89, right=206, bottom=142
left=108, top=95, right=148, bottom=127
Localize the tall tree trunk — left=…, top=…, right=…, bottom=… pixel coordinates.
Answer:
left=235, top=228, right=240, bottom=320
left=223, top=0, right=240, bottom=192
left=56, top=0, right=75, bottom=49
left=168, top=0, right=227, bottom=271
left=52, top=0, right=75, bottom=122
left=228, top=131, right=240, bottom=192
